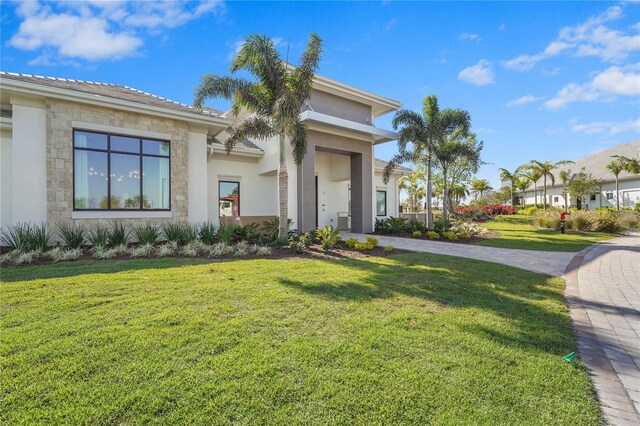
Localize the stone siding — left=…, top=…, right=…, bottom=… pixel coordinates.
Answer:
left=46, top=99, right=189, bottom=230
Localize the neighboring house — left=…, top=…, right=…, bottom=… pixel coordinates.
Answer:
left=0, top=71, right=405, bottom=234
left=512, top=142, right=640, bottom=209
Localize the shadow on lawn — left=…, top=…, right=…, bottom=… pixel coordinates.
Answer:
left=279, top=254, right=574, bottom=355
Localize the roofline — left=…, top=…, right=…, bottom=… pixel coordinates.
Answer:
left=286, top=65, right=402, bottom=117
left=0, top=76, right=230, bottom=129
left=299, top=110, right=398, bottom=143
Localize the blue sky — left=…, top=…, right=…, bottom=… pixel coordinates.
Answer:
left=2, top=1, right=639, bottom=188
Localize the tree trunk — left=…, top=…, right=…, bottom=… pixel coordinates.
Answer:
left=533, top=183, right=537, bottom=208
left=426, top=155, right=433, bottom=230
left=510, top=181, right=515, bottom=208
left=563, top=185, right=568, bottom=210
left=277, top=133, right=289, bottom=239
left=615, top=175, right=619, bottom=210
left=442, top=168, right=449, bottom=221
left=543, top=175, right=547, bottom=211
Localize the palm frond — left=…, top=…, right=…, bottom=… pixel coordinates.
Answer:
left=382, top=151, right=414, bottom=184
left=193, top=74, right=252, bottom=109
left=231, top=34, right=286, bottom=97
left=290, top=33, right=323, bottom=104
left=288, top=120, right=308, bottom=165
left=224, top=117, right=275, bottom=153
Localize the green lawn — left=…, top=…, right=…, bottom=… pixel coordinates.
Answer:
left=1, top=255, right=600, bottom=425
left=475, top=215, right=614, bottom=252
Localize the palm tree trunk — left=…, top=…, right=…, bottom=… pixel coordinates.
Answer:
left=543, top=175, right=547, bottom=211
left=442, top=168, right=449, bottom=221
left=615, top=175, right=619, bottom=210
left=426, top=154, right=433, bottom=230
left=510, top=181, right=514, bottom=207
left=533, top=184, right=537, bottom=208
left=277, top=133, right=289, bottom=239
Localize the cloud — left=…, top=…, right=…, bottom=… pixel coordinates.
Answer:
left=545, top=64, right=640, bottom=109
left=506, top=95, right=543, bottom=107
left=8, top=1, right=224, bottom=62
left=458, top=60, right=494, bottom=86
left=498, top=23, right=506, bottom=31
left=502, top=5, right=640, bottom=71
left=571, top=118, right=640, bottom=135
left=384, top=18, right=398, bottom=32
left=459, top=33, right=482, bottom=41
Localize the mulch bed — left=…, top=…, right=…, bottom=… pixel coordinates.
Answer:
left=0, top=242, right=413, bottom=268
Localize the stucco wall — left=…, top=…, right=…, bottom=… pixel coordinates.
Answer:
left=309, top=90, right=372, bottom=124
left=46, top=99, right=190, bottom=228
left=0, top=128, right=13, bottom=228
left=315, top=151, right=350, bottom=228
left=374, top=172, right=400, bottom=218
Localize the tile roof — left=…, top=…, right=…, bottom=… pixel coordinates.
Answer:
left=0, top=71, right=224, bottom=117
left=209, top=137, right=262, bottom=151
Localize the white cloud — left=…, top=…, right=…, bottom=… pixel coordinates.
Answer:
left=385, top=18, right=398, bottom=32
left=503, top=5, right=640, bottom=71
left=506, top=95, right=543, bottom=107
left=571, top=118, right=640, bottom=135
left=458, top=60, right=494, bottom=86
left=8, top=1, right=224, bottom=62
left=545, top=64, right=640, bottom=109
left=459, top=33, right=481, bottom=41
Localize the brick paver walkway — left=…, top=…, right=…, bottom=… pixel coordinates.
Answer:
left=564, top=234, right=640, bottom=425
left=341, top=232, right=574, bottom=276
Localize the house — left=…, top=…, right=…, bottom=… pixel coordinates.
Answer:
left=515, top=142, right=640, bottom=209
left=0, top=71, right=407, bottom=235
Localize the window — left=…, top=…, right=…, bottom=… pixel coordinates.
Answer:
left=590, top=194, right=597, bottom=201
left=376, top=190, right=387, bottom=216
left=553, top=196, right=559, bottom=203
left=73, top=130, right=170, bottom=210
left=219, top=181, right=240, bottom=217
left=606, top=192, right=613, bottom=200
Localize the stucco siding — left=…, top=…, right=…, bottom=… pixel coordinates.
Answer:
left=309, top=90, right=372, bottom=124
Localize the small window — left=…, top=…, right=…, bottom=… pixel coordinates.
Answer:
left=219, top=181, right=240, bottom=217
left=553, top=196, right=559, bottom=203
left=606, top=192, right=613, bottom=200
left=376, top=190, right=387, bottom=216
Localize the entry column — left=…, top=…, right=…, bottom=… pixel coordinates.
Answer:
left=350, top=152, right=373, bottom=233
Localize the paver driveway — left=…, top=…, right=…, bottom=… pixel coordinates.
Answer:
left=565, top=234, right=640, bottom=426
left=341, top=232, right=575, bottom=276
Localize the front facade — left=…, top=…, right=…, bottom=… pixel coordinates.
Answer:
left=0, top=71, right=405, bottom=235
left=514, top=142, right=640, bottom=209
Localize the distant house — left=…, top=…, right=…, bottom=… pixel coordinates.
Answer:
left=514, top=142, right=640, bottom=209
left=0, top=71, right=408, bottom=233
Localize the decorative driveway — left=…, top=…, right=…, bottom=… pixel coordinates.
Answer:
left=565, top=234, right=640, bottom=426
left=341, top=232, right=575, bottom=276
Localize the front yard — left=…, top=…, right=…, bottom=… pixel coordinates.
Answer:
left=1, top=254, right=600, bottom=424
left=474, top=215, right=615, bottom=252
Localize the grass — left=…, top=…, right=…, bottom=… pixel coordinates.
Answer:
left=1, top=255, right=600, bottom=425
left=475, top=215, right=614, bottom=252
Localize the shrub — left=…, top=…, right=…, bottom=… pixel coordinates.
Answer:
left=262, top=217, right=294, bottom=239
left=108, top=222, right=129, bottom=246
left=156, top=242, right=177, bottom=258
left=353, top=237, right=378, bottom=251
left=375, top=217, right=407, bottom=234
left=0, top=250, right=20, bottom=264
left=233, top=223, right=262, bottom=243
left=1, top=223, right=32, bottom=251
left=519, top=206, right=539, bottom=216
left=256, top=245, right=272, bottom=256
left=209, top=242, right=233, bottom=257
left=92, top=246, right=117, bottom=260
left=131, top=223, right=160, bottom=245
left=345, top=237, right=359, bottom=248
left=13, top=250, right=40, bottom=265
left=233, top=241, right=249, bottom=257
left=316, top=225, right=341, bottom=253
left=300, top=232, right=314, bottom=248
left=180, top=242, right=199, bottom=257
left=457, top=231, right=470, bottom=239
left=162, top=221, right=187, bottom=244
left=60, top=248, right=83, bottom=262
left=572, top=213, right=590, bottom=231
left=450, top=222, right=487, bottom=237
left=129, top=243, right=154, bottom=258
left=87, top=224, right=109, bottom=248
left=412, top=230, right=422, bottom=238
left=533, top=211, right=561, bottom=230
left=199, top=222, right=217, bottom=245
left=427, top=231, right=440, bottom=239
left=455, top=204, right=515, bottom=220
left=590, top=210, right=621, bottom=233
left=57, top=222, right=86, bottom=249
left=434, top=218, right=452, bottom=234
left=384, top=245, right=394, bottom=253
left=217, top=223, right=237, bottom=244
left=366, top=237, right=379, bottom=248
left=443, top=231, right=458, bottom=241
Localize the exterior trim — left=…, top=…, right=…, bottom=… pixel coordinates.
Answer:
left=71, top=121, right=171, bottom=140
left=71, top=211, right=172, bottom=219
left=299, top=110, right=398, bottom=143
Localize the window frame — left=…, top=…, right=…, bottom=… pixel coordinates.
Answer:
left=376, top=190, right=387, bottom=217
left=218, top=180, right=241, bottom=217
left=72, top=129, right=171, bottom=211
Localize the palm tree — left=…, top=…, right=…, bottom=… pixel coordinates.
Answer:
left=522, top=159, right=574, bottom=210
left=433, top=128, right=478, bottom=220
left=606, top=157, right=625, bottom=210
left=471, top=178, right=492, bottom=201
left=383, top=96, right=470, bottom=229
left=194, top=33, right=322, bottom=238
left=398, top=172, right=426, bottom=213
left=558, top=169, right=572, bottom=210
left=498, top=168, right=519, bottom=207
left=449, top=183, right=470, bottom=207
left=514, top=176, right=530, bottom=209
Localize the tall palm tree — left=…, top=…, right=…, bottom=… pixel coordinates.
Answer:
left=471, top=178, right=492, bottom=201
left=399, top=172, right=426, bottom=213
left=194, top=33, right=322, bottom=238
left=449, top=183, right=470, bottom=207
left=514, top=176, right=530, bottom=209
left=605, top=157, right=625, bottom=210
left=433, top=128, right=479, bottom=220
left=523, top=159, right=574, bottom=210
left=383, top=96, right=470, bottom=229
left=498, top=168, right=519, bottom=207
left=558, top=169, right=572, bottom=210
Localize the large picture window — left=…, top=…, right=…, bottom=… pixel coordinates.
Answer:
left=73, top=130, right=170, bottom=210
left=219, top=181, right=240, bottom=217
left=376, top=190, right=387, bottom=216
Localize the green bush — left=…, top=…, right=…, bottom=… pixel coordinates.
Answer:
left=427, top=231, right=440, bottom=239
left=57, top=222, right=86, bottom=249
left=262, top=217, right=294, bottom=239
left=384, top=245, right=394, bottom=252
left=345, top=237, right=359, bottom=248
left=1, top=223, right=33, bottom=251
left=443, top=231, right=458, bottom=241
left=108, top=222, right=129, bottom=246
left=131, top=223, right=161, bottom=245
left=519, top=206, right=539, bottom=216
left=217, top=223, right=237, bottom=244
left=433, top=218, right=452, bottom=234
left=198, top=222, right=217, bottom=245
left=533, top=212, right=561, bottom=230
left=233, top=223, right=261, bottom=243
left=316, top=225, right=341, bottom=253
left=412, top=230, right=422, bottom=238
left=87, top=224, right=109, bottom=248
